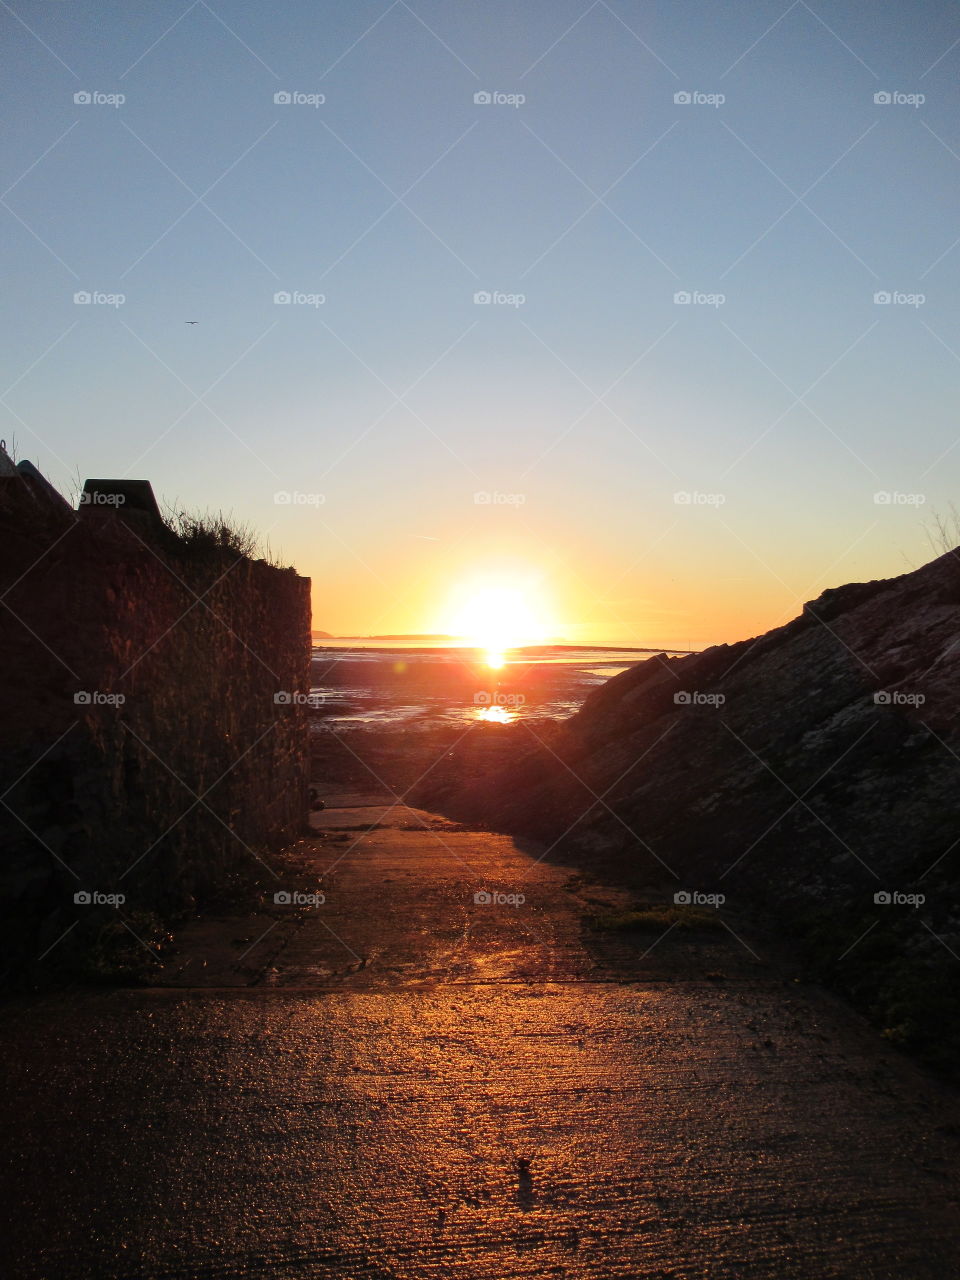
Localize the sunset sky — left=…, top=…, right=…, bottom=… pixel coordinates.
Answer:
left=3, top=0, right=960, bottom=648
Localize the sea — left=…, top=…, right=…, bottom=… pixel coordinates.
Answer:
left=309, top=638, right=693, bottom=732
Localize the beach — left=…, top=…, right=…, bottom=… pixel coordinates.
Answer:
left=306, top=640, right=687, bottom=803
left=309, top=640, right=689, bottom=732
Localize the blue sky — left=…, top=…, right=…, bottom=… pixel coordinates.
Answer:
left=3, top=1, right=960, bottom=645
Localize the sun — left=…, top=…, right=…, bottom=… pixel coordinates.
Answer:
left=445, top=576, right=553, bottom=666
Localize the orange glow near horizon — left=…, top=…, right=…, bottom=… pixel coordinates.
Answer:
left=306, top=525, right=920, bottom=654
left=442, top=575, right=556, bottom=655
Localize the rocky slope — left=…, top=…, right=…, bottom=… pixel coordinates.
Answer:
left=423, top=549, right=960, bottom=1071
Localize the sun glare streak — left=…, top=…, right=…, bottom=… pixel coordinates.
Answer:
left=486, top=650, right=505, bottom=669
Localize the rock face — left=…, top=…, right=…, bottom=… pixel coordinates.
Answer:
left=446, top=550, right=960, bottom=1068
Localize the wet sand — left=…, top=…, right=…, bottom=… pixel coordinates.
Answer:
left=2, top=784, right=959, bottom=1277
left=307, top=641, right=675, bottom=731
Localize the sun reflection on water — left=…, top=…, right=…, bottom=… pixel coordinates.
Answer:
left=475, top=704, right=513, bottom=724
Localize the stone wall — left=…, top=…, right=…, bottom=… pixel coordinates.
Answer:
left=0, top=471, right=311, bottom=976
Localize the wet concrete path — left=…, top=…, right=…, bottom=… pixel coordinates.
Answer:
left=3, top=791, right=960, bottom=1278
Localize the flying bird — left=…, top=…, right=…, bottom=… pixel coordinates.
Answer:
left=184, top=320, right=199, bottom=325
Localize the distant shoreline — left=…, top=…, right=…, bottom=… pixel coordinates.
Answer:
left=312, top=639, right=699, bottom=656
